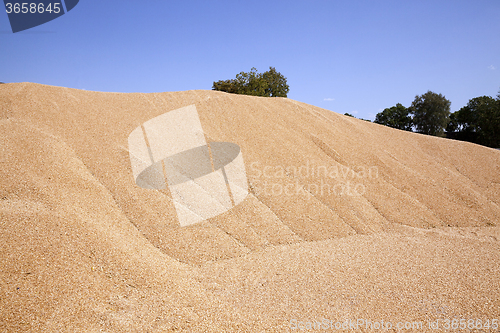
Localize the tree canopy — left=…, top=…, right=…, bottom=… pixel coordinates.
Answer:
left=409, top=91, right=451, bottom=136
left=374, top=88, right=499, bottom=148
left=212, top=67, right=289, bottom=97
left=447, top=95, right=500, bottom=148
left=374, top=103, right=412, bottom=131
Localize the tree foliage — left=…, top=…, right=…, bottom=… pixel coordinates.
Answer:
left=374, top=103, right=412, bottom=131
left=447, top=95, right=500, bottom=148
left=374, top=88, right=499, bottom=147
left=409, top=91, right=451, bottom=136
left=261, top=67, right=289, bottom=97
left=212, top=67, right=289, bottom=97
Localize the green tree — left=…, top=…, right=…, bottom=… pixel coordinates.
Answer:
left=212, top=67, right=289, bottom=97
left=234, top=67, right=269, bottom=96
left=262, top=67, right=289, bottom=97
left=374, top=103, right=413, bottom=131
left=447, top=95, right=500, bottom=148
left=409, top=91, right=451, bottom=136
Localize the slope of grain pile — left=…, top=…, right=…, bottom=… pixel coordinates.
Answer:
left=1, top=83, right=499, bottom=332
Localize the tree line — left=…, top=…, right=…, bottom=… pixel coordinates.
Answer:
left=374, top=90, right=500, bottom=148
left=212, top=67, right=289, bottom=98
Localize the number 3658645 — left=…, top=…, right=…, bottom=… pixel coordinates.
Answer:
left=5, top=3, right=61, bottom=14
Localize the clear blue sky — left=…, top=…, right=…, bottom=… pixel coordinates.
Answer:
left=1, top=0, right=499, bottom=120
